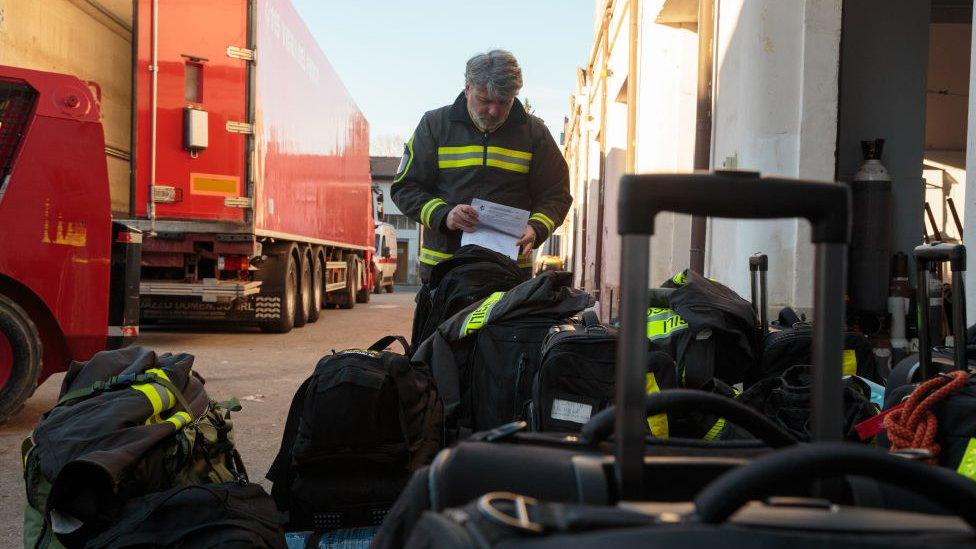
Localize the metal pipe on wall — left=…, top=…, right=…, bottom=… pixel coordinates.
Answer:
left=148, top=0, right=159, bottom=234
left=690, top=0, right=716, bottom=274
left=626, top=0, right=639, bottom=173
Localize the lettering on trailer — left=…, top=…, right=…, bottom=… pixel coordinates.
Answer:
left=264, top=2, right=320, bottom=85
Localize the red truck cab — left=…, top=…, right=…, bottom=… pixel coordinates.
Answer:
left=0, top=66, right=140, bottom=423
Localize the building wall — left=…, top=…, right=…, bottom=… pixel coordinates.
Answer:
left=0, top=0, right=133, bottom=215
left=377, top=180, right=420, bottom=284
left=707, top=0, right=842, bottom=310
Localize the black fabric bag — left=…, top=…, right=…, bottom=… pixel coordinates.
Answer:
left=410, top=246, right=524, bottom=350
left=413, top=271, right=593, bottom=436
left=737, top=364, right=878, bottom=442
left=750, top=307, right=881, bottom=386
left=266, top=336, right=443, bottom=531
left=85, top=483, right=285, bottom=548
left=650, top=270, right=761, bottom=388
left=530, top=311, right=618, bottom=432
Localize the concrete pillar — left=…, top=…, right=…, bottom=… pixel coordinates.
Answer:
left=963, top=16, right=976, bottom=321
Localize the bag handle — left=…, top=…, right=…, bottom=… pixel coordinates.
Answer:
left=368, top=335, right=411, bottom=355
left=914, top=242, right=968, bottom=379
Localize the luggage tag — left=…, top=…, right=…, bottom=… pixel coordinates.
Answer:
left=853, top=401, right=907, bottom=441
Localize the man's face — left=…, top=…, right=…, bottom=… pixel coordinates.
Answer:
left=464, top=84, right=515, bottom=133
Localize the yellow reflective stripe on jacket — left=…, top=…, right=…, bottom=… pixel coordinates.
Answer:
left=702, top=417, right=726, bottom=441
left=486, top=157, right=530, bottom=173
left=460, top=291, right=505, bottom=337
left=529, top=212, right=555, bottom=234
left=165, top=411, right=193, bottom=430
left=420, top=247, right=452, bottom=266
left=438, top=146, right=483, bottom=170
left=487, top=145, right=532, bottom=160
left=393, top=135, right=415, bottom=184
left=420, top=198, right=447, bottom=228
left=646, top=308, right=688, bottom=341
left=645, top=372, right=669, bottom=438
left=131, top=368, right=176, bottom=416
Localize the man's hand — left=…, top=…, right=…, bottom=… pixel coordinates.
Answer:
left=446, top=204, right=479, bottom=232
left=517, top=224, right=537, bottom=257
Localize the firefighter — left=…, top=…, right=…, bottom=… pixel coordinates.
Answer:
left=390, top=49, right=572, bottom=283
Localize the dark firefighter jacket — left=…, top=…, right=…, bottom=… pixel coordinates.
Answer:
left=412, top=271, right=593, bottom=419
left=391, top=92, right=572, bottom=279
left=32, top=346, right=208, bottom=530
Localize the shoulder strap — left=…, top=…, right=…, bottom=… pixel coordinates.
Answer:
left=266, top=375, right=314, bottom=509
left=57, top=371, right=192, bottom=414
left=369, top=335, right=411, bottom=355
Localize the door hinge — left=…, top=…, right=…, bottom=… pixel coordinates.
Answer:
left=226, top=46, right=255, bottom=61
left=224, top=196, right=253, bottom=208
left=225, top=121, right=254, bottom=134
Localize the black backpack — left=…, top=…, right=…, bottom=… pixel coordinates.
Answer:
left=266, top=336, right=443, bottom=531
left=85, top=483, right=285, bottom=548
left=750, top=307, right=881, bottom=386
left=410, top=246, right=524, bottom=350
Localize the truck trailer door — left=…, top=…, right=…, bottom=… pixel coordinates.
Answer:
left=134, top=0, right=250, bottom=224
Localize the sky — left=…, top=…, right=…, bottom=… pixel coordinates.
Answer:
left=291, top=0, right=596, bottom=155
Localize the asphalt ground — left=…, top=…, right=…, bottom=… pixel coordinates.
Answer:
left=0, top=288, right=417, bottom=546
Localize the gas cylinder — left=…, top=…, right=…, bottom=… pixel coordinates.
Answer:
left=850, top=138, right=893, bottom=317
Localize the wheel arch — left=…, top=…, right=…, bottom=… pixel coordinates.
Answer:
left=0, top=274, right=71, bottom=383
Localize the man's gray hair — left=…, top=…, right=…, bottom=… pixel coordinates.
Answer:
left=465, top=50, right=523, bottom=99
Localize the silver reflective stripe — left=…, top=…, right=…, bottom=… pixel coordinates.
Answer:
left=438, top=151, right=483, bottom=161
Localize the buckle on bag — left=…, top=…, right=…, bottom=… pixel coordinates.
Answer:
left=477, top=492, right=544, bottom=534
left=891, top=448, right=935, bottom=461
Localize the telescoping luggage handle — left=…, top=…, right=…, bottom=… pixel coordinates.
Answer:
left=614, top=171, right=851, bottom=501
left=913, top=242, right=967, bottom=380
left=749, top=253, right=769, bottom=333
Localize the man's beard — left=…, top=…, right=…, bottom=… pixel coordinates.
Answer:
left=468, top=106, right=504, bottom=132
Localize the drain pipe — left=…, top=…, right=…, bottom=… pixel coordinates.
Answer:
left=689, top=0, right=716, bottom=274
left=625, top=0, right=639, bottom=173
left=148, top=0, right=159, bottom=234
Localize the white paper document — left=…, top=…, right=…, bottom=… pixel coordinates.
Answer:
left=460, top=198, right=530, bottom=260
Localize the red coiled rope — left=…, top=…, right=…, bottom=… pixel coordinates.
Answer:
left=884, top=370, right=970, bottom=464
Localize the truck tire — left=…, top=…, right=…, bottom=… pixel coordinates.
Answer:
left=294, top=251, right=312, bottom=328
left=0, top=295, right=42, bottom=425
left=385, top=282, right=395, bottom=294
left=356, top=259, right=371, bottom=304
left=338, top=256, right=357, bottom=310
left=307, top=250, right=324, bottom=323
left=258, top=251, right=297, bottom=334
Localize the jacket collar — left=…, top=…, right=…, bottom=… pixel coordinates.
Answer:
left=448, top=91, right=528, bottom=129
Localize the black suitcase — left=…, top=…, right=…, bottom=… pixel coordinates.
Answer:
left=747, top=251, right=883, bottom=385
left=404, top=173, right=976, bottom=548
left=886, top=243, right=969, bottom=392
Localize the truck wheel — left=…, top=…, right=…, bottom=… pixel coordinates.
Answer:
left=338, top=256, right=357, bottom=310
left=0, top=295, right=42, bottom=425
left=356, top=260, right=371, bottom=304
left=307, top=251, right=323, bottom=323
left=258, top=252, right=297, bottom=334
left=385, top=282, right=395, bottom=294
left=294, top=252, right=312, bottom=328
left=373, top=268, right=383, bottom=294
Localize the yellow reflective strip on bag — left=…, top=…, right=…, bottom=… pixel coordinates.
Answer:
left=646, top=311, right=688, bottom=341
left=165, top=411, right=193, bottom=430
left=131, top=368, right=176, bottom=416
left=644, top=373, right=669, bottom=438
left=842, top=349, right=857, bottom=376
left=438, top=145, right=484, bottom=155
left=439, top=158, right=484, bottom=169
left=957, top=438, right=976, bottom=480
left=529, top=212, right=555, bottom=234
left=672, top=271, right=688, bottom=286
left=487, top=146, right=533, bottom=160
left=460, top=291, right=505, bottom=337
left=703, top=417, right=726, bottom=441
left=486, top=158, right=530, bottom=173
left=421, top=247, right=452, bottom=258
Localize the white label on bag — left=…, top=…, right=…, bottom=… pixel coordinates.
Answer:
left=551, top=399, right=593, bottom=424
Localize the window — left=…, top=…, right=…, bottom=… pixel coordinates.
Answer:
left=547, top=234, right=562, bottom=256
left=185, top=63, right=203, bottom=103
left=0, top=80, right=38, bottom=188
left=386, top=214, right=417, bottom=231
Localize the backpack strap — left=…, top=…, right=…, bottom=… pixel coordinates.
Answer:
left=369, top=335, right=411, bottom=355
left=581, top=310, right=600, bottom=328
left=266, top=375, right=314, bottom=510
left=57, top=371, right=193, bottom=414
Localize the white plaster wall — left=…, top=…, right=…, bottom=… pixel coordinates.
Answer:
left=708, top=0, right=841, bottom=310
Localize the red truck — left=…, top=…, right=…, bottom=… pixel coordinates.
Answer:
left=130, top=0, right=376, bottom=332
left=0, top=66, right=141, bottom=423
